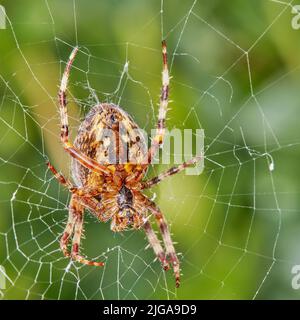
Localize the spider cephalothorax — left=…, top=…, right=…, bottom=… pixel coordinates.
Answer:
left=47, top=41, right=201, bottom=287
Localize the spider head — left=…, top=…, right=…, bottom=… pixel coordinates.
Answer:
left=110, top=185, right=144, bottom=231
left=117, top=185, right=133, bottom=209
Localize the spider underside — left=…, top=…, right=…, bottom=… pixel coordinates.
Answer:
left=47, top=41, right=201, bottom=288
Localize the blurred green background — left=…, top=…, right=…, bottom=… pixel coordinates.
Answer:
left=0, top=0, right=300, bottom=299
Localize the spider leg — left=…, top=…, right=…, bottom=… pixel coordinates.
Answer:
left=70, top=207, right=104, bottom=267
left=143, top=220, right=170, bottom=271
left=47, top=161, right=101, bottom=197
left=137, top=193, right=180, bottom=287
left=61, top=194, right=104, bottom=267
left=60, top=196, right=77, bottom=258
left=141, top=155, right=202, bottom=189
left=47, top=160, right=112, bottom=220
left=150, top=204, right=180, bottom=288
left=78, top=196, right=113, bottom=223
left=145, top=40, right=170, bottom=166
left=58, top=47, right=111, bottom=176
left=127, top=40, right=170, bottom=185
left=47, top=161, right=75, bottom=190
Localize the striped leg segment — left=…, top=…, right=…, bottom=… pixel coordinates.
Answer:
left=60, top=200, right=77, bottom=258
left=48, top=162, right=105, bottom=265
left=141, top=155, right=202, bottom=189
left=145, top=40, right=170, bottom=165
left=71, top=207, right=104, bottom=267
left=143, top=220, right=170, bottom=271
left=58, top=46, right=78, bottom=139
left=47, top=161, right=108, bottom=220
left=124, top=40, right=171, bottom=185
left=150, top=205, right=180, bottom=288
left=60, top=195, right=104, bottom=267
left=58, top=47, right=111, bottom=176
left=138, top=193, right=180, bottom=287
left=47, top=161, right=102, bottom=198
left=47, top=161, right=74, bottom=190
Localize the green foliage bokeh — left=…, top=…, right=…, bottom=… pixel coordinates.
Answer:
left=0, top=0, right=300, bottom=300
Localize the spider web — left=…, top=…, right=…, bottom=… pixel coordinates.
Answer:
left=0, top=0, right=300, bottom=300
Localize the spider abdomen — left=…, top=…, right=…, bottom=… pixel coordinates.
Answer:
left=71, top=103, right=147, bottom=187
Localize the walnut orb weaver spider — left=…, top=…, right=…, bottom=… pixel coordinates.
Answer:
left=47, top=41, right=201, bottom=288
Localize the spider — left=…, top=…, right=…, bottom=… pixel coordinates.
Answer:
left=46, top=41, right=201, bottom=288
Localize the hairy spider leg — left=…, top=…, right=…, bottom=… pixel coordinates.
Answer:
left=137, top=193, right=180, bottom=287
left=61, top=195, right=104, bottom=267
left=46, top=161, right=74, bottom=190
left=149, top=203, right=180, bottom=288
left=143, top=220, right=170, bottom=271
left=141, top=155, right=202, bottom=189
left=58, top=47, right=112, bottom=176
left=128, top=40, right=170, bottom=184
left=146, top=40, right=170, bottom=164
left=47, top=162, right=106, bottom=266
left=47, top=161, right=101, bottom=197
left=60, top=199, right=77, bottom=258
